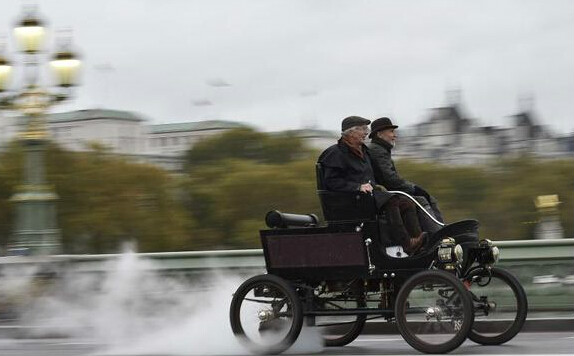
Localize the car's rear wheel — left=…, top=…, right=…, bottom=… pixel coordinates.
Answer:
left=230, top=274, right=303, bottom=355
left=314, top=294, right=366, bottom=347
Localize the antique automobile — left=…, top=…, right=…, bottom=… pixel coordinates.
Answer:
left=229, top=164, right=527, bottom=354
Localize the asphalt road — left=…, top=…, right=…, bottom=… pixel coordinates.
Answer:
left=0, top=332, right=572, bottom=356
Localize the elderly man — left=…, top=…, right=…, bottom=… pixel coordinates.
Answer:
left=317, top=116, right=424, bottom=254
left=368, top=117, right=444, bottom=223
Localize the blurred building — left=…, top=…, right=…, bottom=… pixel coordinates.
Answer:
left=147, top=121, right=248, bottom=157
left=48, top=109, right=147, bottom=154
left=0, top=103, right=571, bottom=171
left=396, top=103, right=573, bottom=165
left=0, top=109, right=249, bottom=171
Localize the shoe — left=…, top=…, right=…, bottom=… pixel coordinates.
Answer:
left=404, top=232, right=425, bottom=255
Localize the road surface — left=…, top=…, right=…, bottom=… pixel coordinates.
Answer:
left=0, top=332, right=572, bottom=356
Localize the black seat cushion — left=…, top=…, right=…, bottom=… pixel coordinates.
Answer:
left=318, top=190, right=377, bottom=222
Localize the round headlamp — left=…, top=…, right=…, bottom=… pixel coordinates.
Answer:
left=438, top=244, right=464, bottom=264
left=437, top=237, right=458, bottom=263
left=454, top=244, right=463, bottom=263
left=491, top=246, right=500, bottom=263
left=477, top=239, right=500, bottom=265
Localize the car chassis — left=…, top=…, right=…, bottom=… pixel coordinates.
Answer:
left=230, top=171, right=527, bottom=354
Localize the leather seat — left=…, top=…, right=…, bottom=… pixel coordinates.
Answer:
left=315, top=163, right=378, bottom=222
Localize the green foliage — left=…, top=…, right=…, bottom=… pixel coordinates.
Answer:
left=0, top=128, right=572, bottom=254
left=0, top=142, right=193, bottom=253
left=184, top=128, right=313, bottom=168
left=398, top=157, right=574, bottom=240
left=180, top=128, right=320, bottom=249
left=0, top=141, right=23, bottom=249
left=182, top=157, right=320, bottom=249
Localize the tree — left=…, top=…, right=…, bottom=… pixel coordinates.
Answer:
left=181, top=157, right=320, bottom=249
left=0, top=142, right=194, bottom=253
left=0, top=141, right=23, bottom=250
left=184, top=128, right=313, bottom=169
left=2, top=130, right=572, bottom=253
left=398, top=156, right=574, bottom=240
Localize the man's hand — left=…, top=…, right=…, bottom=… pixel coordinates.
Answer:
left=360, top=183, right=373, bottom=193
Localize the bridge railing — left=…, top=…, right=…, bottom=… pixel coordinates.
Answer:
left=2, top=239, right=573, bottom=314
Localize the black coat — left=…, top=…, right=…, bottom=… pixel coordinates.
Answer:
left=368, top=137, right=415, bottom=194
left=317, top=140, right=393, bottom=208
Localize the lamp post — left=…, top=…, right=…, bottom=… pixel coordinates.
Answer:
left=0, top=6, right=81, bottom=255
left=534, top=195, right=564, bottom=240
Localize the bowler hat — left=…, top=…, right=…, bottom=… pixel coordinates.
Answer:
left=369, top=117, right=398, bottom=138
left=341, top=116, right=371, bottom=132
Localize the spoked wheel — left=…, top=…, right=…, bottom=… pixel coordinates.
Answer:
left=315, top=293, right=367, bottom=347
left=395, top=270, right=474, bottom=354
left=230, top=274, right=303, bottom=355
left=465, top=267, right=527, bottom=345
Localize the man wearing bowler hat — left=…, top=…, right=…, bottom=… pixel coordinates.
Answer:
left=317, top=116, right=425, bottom=254
left=368, top=117, right=444, bottom=223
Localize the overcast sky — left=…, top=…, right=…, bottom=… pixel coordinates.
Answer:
left=1, top=0, right=573, bottom=134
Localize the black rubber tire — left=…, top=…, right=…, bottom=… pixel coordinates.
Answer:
left=395, top=270, right=474, bottom=354
left=230, top=274, right=303, bottom=355
left=315, top=283, right=367, bottom=347
left=322, top=303, right=367, bottom=347
left=466, top=267, right=528, bottom=345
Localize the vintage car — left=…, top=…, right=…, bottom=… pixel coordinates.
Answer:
left=229, top=164, right=527, bottom=354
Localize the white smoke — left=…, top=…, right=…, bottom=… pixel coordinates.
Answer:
left=8, top=248, right=323, bottom=355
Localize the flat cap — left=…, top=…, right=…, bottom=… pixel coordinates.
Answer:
left=341, top=116, right=371, bottom=132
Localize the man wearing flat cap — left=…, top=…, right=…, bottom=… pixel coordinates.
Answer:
left=317, top=116, right=425, bottom=254
left=318, top=116, right=382, bottom=195
left=368, top=117, right=444, bottom=223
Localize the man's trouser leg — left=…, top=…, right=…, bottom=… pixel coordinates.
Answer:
left=384, top=196, right=410, bottom=247
left=398, top=196, right=422, bottom=238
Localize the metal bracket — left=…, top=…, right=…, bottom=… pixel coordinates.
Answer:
left=365, top=238, right=375, bottom=274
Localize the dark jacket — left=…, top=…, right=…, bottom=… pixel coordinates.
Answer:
left=368, top=136, right=415, bottom=194
left=317, top=139, right=392, bottom=208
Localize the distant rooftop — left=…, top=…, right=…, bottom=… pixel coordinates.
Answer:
left=48, top=109, right=145, bottom=123
left=420, top=105, right=473, bottom=133
left=512, top=112, right=537, bottom=127
left=510, top=111, right=546, bottom=138
left=148, top=120, right=249, bottom=134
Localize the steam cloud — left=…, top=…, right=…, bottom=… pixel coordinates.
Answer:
left=2, top=248, right=323, bottom=355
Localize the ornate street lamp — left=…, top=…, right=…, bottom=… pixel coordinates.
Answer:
left=0, top=6, right=81, bottom=255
